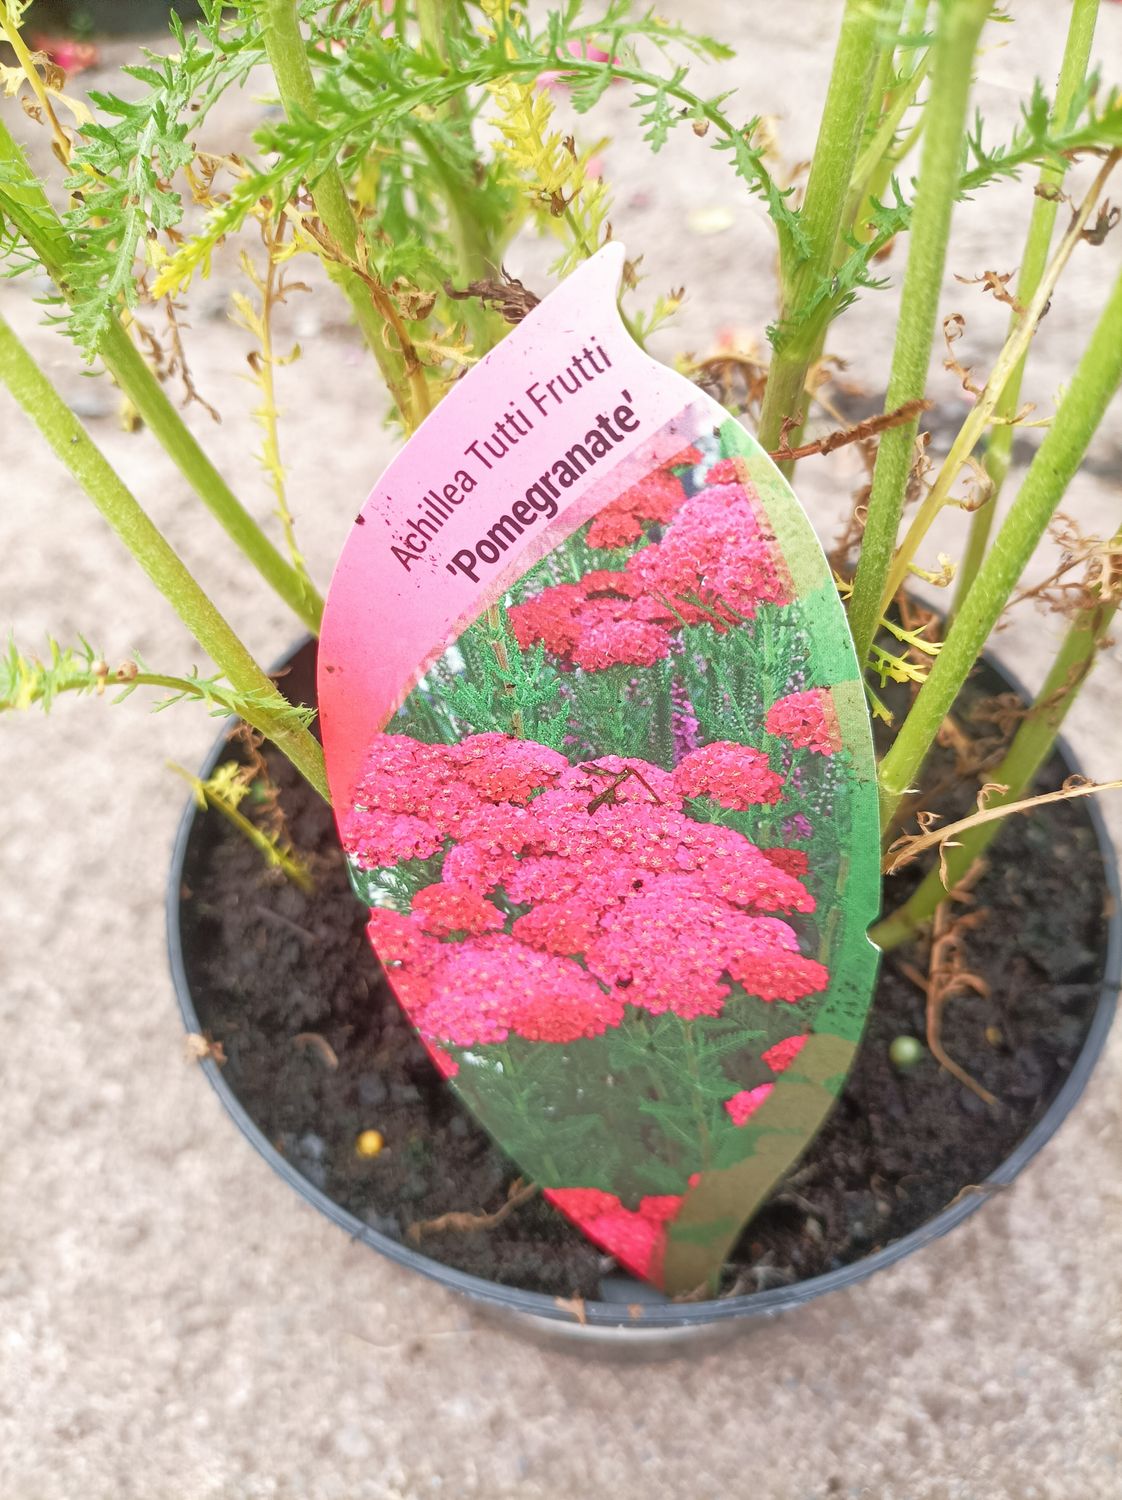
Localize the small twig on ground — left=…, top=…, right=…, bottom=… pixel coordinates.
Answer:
left=898, top=897, right=997, bottom=1105
left=943, top=1180, right=1013, bottom=1211
left=293, top=1032, right=338, bottom=1069
left=406, top=1177, right=539, bottom=1243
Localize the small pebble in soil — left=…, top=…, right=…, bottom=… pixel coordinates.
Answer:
left=355, top=1129, right=385, bottom=1158
left=358, top=1074, right=388, bottom=1108
left=889, top=1035, right=925, bottom=1070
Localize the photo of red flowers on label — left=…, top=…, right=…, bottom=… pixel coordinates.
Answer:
left=318, top=247, right=879, bottom=1296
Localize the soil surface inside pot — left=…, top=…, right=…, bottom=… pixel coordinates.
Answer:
left=180, top=662, right=1110, bottom=1300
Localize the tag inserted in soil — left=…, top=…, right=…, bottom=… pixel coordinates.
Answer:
left=318, top=245, right=881, bottom=1295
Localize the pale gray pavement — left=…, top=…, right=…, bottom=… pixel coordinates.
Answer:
left=2, top=4, right=1122, bottom=1496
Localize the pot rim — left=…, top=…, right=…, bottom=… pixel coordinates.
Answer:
left=167, top=636, right=1121, bottom=1330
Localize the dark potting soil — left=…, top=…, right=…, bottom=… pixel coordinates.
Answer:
left=180, top=668, right=1111, bottom=1301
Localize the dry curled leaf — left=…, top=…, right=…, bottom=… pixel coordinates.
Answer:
left=1081, top=202, right=1120, bottom=247
left=954, top=268, right=1023, bottom=313
left=444, top=271, right=541, bottom=324
left=1010, top=512, right=1122, bottom=617
left=970, top=692, right=1028, bottom=739
left=943, top=311, right=983, bottom=398
left=885, top=777, right=1122, bottom=875
left=769, top=398, right=932, bottom=464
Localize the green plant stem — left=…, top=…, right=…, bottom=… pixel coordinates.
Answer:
left=170, top=763, right=314, bottom=890
left=847, top=0, right=990, bottom=669
left=873, top=551, right=1122, bottom=950
left=757, top=0, right=883, bottom=453
left=0, top=311, right=329, bottom=800
left=0, top=117, right=324, bottom=634
left=875, top=261, right=1122, bottom=830
left=879, top=148, right=1117, bottom=610
left=411, top=0, right=501, bottom=354
left=951, top=0, right=1100, bottom=621
left=414, top=130, right=495, bottom=286
left=261, top=0, right=429, bottom=428
left=414, top=0, right=492, bottom=283
left=847, top=49, right=930, bottom=242
left=784, top=8, right=931, bottom=472
left=778, top=7, right=924, bottom=474
left=101, top=319, right=324, bottom=628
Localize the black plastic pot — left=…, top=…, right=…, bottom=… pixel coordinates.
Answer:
left=168, top=638, right=1120, bottom=1353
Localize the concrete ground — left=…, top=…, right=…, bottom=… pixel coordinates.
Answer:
left=2, top=3, right=1122, bottom=1495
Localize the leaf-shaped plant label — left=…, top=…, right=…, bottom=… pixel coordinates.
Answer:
left=319, top=245, right=880, bottom=1296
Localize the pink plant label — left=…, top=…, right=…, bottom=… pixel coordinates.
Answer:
left=318, top=245, right=880, bottom=1296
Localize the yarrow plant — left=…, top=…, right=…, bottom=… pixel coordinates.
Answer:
left=2, top=0, right=1122, bottom=1290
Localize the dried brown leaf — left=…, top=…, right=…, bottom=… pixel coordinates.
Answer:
left=954, top=268, right=1023, bottom=312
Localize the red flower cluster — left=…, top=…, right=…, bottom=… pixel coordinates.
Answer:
left=349, top=735, right=829, bottom=1046
left=765, top=688, right=840, bottom=756
left=543, top=1186, right=686, bottom=1280
left=761, top=1033, right=809, bottom=1073
left=583, top=446, right=702, bottom=549
left=705, top=458, right=741, bottom=485
left=509, top=475, right=790, bottom=671
left=341, top=732, right=568, bottom=870
left=759, top=848, right=810, bottom=880
left=507, top=572, right=671, bottom=671
left=585, top=469, right=689, bottom=549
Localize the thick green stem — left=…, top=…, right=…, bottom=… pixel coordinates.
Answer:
left=876, top=263, right=1122, bottom=829
left=0, top=117, right=323, bottom=634
left=847, top=0, right=990, bottom=668
left=411, top=0, right=501, bottom=353
left=0, top=312, right=329, bottom=800
left=776, top=7, right=922, bottom=473
left=261, top=0, right=427, bottom=427
left=873, top=561, right=1121, bottom=950
left=951, top=0, right=1100, bottom=621
left=756, top=0, right=883, bottom=452
left=99, top=320, right=323, bottom=631
left=414, top=0, right=490, bottom=282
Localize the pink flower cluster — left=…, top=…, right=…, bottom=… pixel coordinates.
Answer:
left=349, top=734, right=829, bottom=1049
left=765, top=688, right=840, bottom=756
left=627, top=479, right=789, bottom=624
left=509, top=466, right=790, bottom=671
left=673, top=741, right=783, bottom=810
left=724, top=1083, right=773, bottom=1126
